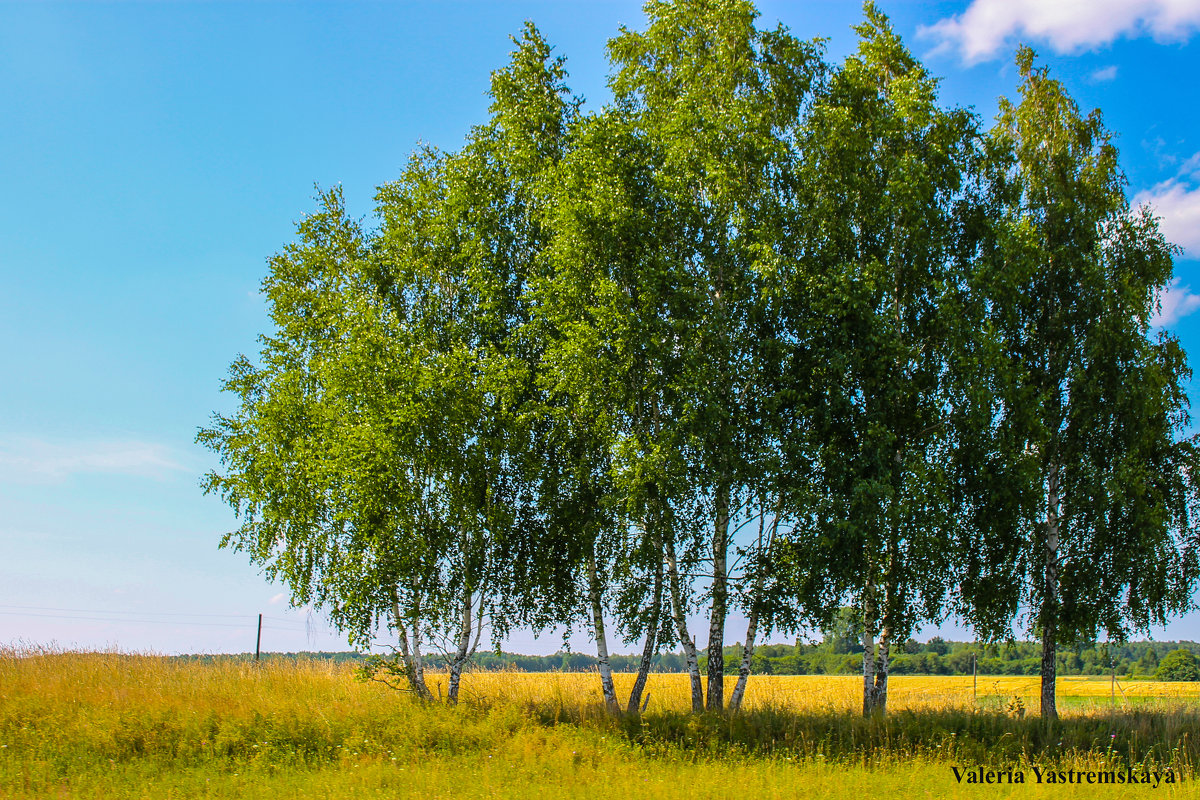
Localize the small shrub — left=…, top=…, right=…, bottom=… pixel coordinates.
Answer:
left=1154, top=649, right=1200, bottom=681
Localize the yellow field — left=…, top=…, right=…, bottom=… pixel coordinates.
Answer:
left=442, top=671, right=1200, bottom=714
left=3, top=650, right=1199, bottom=799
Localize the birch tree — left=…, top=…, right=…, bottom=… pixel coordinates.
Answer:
left=198, top=184, right=485, bottom=700
left=785, top=3, right=980, bottom=716
left=532, top=98, right=720, bottom=711
left=606, top=0, right=821, bottom=711
left=199, top=25, right=575, bottom=704
left=961, top=46, right=1200, bottom=721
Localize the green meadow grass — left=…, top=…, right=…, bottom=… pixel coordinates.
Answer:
left=3, top=648, right=1197, bottom=798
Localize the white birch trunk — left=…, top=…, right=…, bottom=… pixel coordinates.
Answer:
left=728, top=601, right=759, bottom=712
left=874, top=623, right=891, bottom=716
left=729, top=511, right=775, bottom=713
left=447, top=589, right=474, bottom=706
left=667, top=539, right=704, bottom=712
left=627, top=549, right=663, bottom=714
left=390, top=589, right=431, bottom=699
left=862, top=586, right=878, bottom=717
left=875, top=469, right=900, bottom=718
left=706, top=482, right=731, bottom=711
left=410, top=612, right=429, bottom=700
left=1040, top=461, right=1061, bottom=721
left=588, top=554, right=619, bottom=713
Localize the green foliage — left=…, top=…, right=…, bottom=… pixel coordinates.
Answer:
left=592, top=0, right=827, bottom=709
left=950, top=44, right=1200, bottom=720
left=966, top=46, right=1200, bottom=644
left=198, top=26, right=580, bottom=689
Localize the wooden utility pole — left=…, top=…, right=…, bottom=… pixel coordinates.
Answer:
left=255, top=613, right=262, bottom=662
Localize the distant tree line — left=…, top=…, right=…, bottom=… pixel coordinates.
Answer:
left=469, top=639, right=1200, bottom=679
left=200, top=0, right=1200, bottom=720
left=178, top=639, right=1200, bottom=680
left=746, top=639, right=1200, bottom=679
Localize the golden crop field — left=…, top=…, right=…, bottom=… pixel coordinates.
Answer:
left=444, top=672, right=1200, bottom=714
left=3, top=648, right=1199, bottom=799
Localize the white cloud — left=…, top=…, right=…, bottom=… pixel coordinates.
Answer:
left=1090, top=64, right=1119, bottom=81
left=1150, top=278, right=1200, bottom=327
left=0, top=437, right=186, bottom=483
left=269, top=593, right=287, bottom=605
left=1134, top=180, right=1200, bottom=253
left=1134, top=155, right=1200, bottom=256
left=920, top=0, right=1200, bottom=63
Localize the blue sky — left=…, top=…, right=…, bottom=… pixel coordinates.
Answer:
left=3, top=0, right=1200, bottom=656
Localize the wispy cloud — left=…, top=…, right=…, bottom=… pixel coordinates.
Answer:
left=0, top=437, right=187, bottom=483
left=1143, top=135, right=1180, bottom=170
left=1134, top=152, right=1200, bottom=257
left=920, top=0, right=1200, bottom=63
left=1150, top=278, right=1200, bottom=328
left=1089, top=64, right=1119, bottom=82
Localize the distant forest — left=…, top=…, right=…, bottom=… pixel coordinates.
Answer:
left=184, top=639, right=1200, bottom=678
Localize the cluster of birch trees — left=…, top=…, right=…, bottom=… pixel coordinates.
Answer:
left=199, top=0, right=1200, bottom=720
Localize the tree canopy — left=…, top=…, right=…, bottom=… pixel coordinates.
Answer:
left=200, top=0, right=1200, bottom=717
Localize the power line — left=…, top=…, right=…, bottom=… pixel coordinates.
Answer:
left=0, top=603, right=252, bottom=619
left=0, top=604, right=324, bottom=636
left=0, top=605, right=314, bottom=629
left=262, top=624, right=318, bottom=633
left=0, top=610, right=256, bottom=628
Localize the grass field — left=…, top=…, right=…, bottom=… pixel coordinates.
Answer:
left=3, top=647, right=1198, bottom=798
